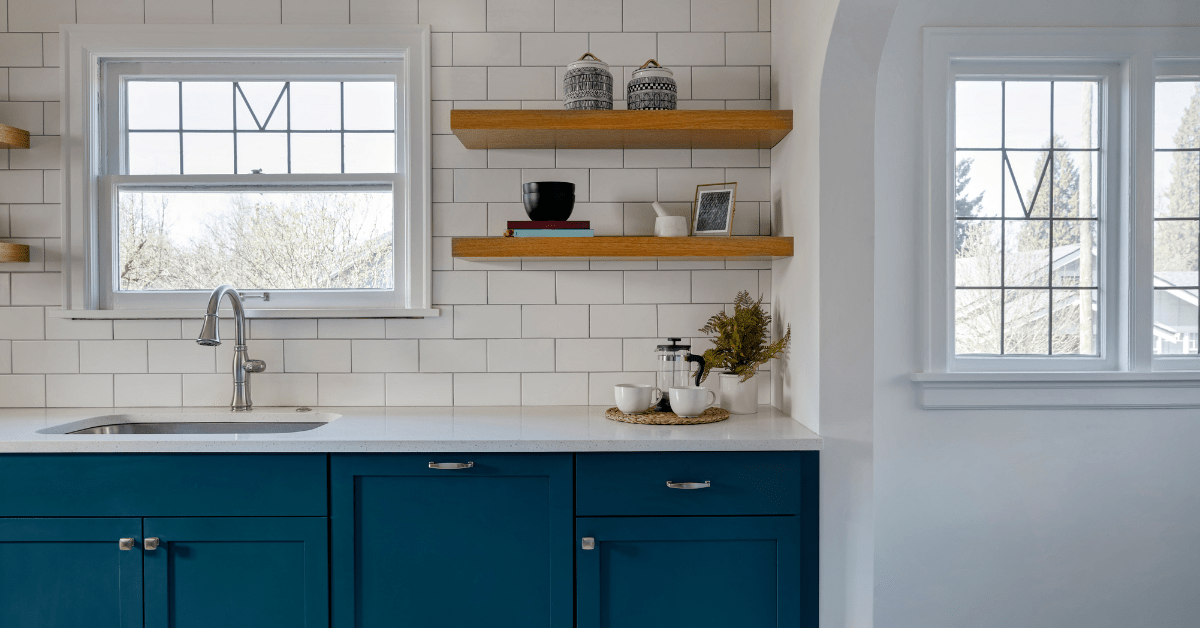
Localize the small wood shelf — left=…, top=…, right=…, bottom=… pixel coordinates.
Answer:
left=0, top=124, right=30, bottom=150
left=452, top=236, right=793, bottom=261
left=0, top=242, right=31, bottom=263
left=451, top=110, right=792, bottom=150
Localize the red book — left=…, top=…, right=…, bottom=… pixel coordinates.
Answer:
left=507, top=221, right=590, bottom=229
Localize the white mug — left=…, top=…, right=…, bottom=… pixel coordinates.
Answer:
left=669, top=386, right=717, bottom=417
left=614, top=384, right=662, bottom=414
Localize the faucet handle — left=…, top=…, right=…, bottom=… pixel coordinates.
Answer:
left=244, top=359, right=266, bottom=373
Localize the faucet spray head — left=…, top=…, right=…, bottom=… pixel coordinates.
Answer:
left=196, top=314, right=221, bottom=346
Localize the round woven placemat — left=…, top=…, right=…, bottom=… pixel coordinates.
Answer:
left=605, top=406, right=730, bottom=425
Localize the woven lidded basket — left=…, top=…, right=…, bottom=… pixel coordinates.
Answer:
left=605, top=407, right=730, bottom=425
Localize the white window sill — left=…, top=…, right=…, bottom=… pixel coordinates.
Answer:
left=51, top=308, right=442, bottom=320
left=912, top=372, right=1200, bottom=409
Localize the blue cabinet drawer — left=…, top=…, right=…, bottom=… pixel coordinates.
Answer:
left=576, top=451, right=812, bottom=516
left=0, top=454, right=327, bottom=517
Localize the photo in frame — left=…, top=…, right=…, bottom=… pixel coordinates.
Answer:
left=691, top=182, right=738, bottom=236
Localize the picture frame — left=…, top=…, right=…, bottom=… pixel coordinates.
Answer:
left=691, top=182, right=737, bottom=236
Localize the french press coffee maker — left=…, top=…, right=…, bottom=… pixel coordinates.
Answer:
left=655, top=338, right=706, bottom=412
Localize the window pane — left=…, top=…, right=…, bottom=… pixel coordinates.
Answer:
left=955, top=220, right=1000, bottom=287
left=1052, top=220, right=1098, bottom=288
left=128, top=133, right=180, bottom=175
left=291, top=134, right=342, bottom=173
left=1154, top=220, right=1199, bottom=287
left=1052, top=82, right=1099, bottom=149
left=1052, top=288, right=1097, bottom=355
left=1004, top=220, right=1049, bottom=287
left=182, top=133, right=234, bottom=175
left=236, top=82, right=288, bottom=131
left=955, top=81, right=1001, bottom=148
left=344, top=82, right=396, bottom=131
left=127, top=82, right=179, bottom=130
left=1003, top=289, right=1049, bottom=355
left=117, top=190, right=393, bottom=291
left=344, top=134, right=396, bottom=173
left=1004, top=150, right=1051, bottom=218
left=1155, top=150, right=1198, bottom=218
left=954, top=151, right=1001, bottom=217
left=237, top=133, right=289, bottom=174
left=1154, top=287, right=1198, bottom=354
left=1053, top=151, right=1098, bottom=218
left=290, top=82, right=341, bottom=131
left=182, top=82, right=233, bottom=130
left=1155, top=81, right=1200, bottom=150
left=955, top=289, right=1001, bottom=354
left=1004, top=82, right=1052, bottom=149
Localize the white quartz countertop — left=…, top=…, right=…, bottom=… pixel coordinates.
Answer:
left=0, top=405, right=820, bottom=453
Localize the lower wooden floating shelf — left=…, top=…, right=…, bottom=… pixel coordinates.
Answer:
left=451, top=236, right=793, bottom=261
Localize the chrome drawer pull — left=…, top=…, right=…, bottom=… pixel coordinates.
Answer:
left=144, top=537, right=160, bottom=550
left=666, top=481, right=711, bottom=490
left=119, top=538, right=135, bottom=551
left=428, top=462, right=474, bottom=470
left=581, top=537, right=595, bottom=550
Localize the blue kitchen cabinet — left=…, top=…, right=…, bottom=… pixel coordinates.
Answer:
left=331, top=454, right=574, bottom=628
left=144, top=517, right=328, bottom=628
left=0, top=518, right=143, bottom=628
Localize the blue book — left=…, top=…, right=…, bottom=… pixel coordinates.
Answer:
left=512, top=229, right=595, bottom=237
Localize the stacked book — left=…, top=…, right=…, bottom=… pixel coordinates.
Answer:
left=506, top=221, right=594, bottom=237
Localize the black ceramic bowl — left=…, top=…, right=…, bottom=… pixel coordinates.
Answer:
left=522, top=190, right=576, bottom=221
left=523, top=181, right=575, bottom=195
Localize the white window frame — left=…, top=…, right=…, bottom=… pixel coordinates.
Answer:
left=916, top=27, right=1200, bottom=409
left=60, top=24, right=435, bottom=319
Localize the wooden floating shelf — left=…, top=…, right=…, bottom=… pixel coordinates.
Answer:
left=451, top=110, right=793, bottom=150
left=0, top=124, right=30, bottom=150
left=0, top=242, right=31, bottom=263
left=452, top=236, right=793, bottom=261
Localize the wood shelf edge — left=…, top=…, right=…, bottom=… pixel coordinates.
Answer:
left=451, top=236, right=794, bottom=260
left=0, top=123, right=31, bottom=150
left=0, top=242, right=31, bottom=263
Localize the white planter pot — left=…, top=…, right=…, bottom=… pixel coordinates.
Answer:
left=719, top=373, right=757, bottom=415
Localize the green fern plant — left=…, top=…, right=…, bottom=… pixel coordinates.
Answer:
left=699, top=291, right=791, bottom=383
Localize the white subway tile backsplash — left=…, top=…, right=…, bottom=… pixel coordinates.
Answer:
left=0, top=104, right=42, bottom=137
left=657, top=260, right=724, bottom=270
left=148, top=340, right=216, bottom=373
left=0, top=374, right=44, bottom=407
left=421, top=338, right=487, bottom=372
left=488, top=67, right=556, bottom=101
left=0, top=341, right=10, bottom=374
left=318, top=319, right=386, bottom=339
left=0, top=171, right=44, bottom=204
left=521, top=33, right=588, bottom=66
left=283, top=0, right=349, bottom=24
left=319, top=373, right=385, bottom=406
left=434, top=135, right=488, bottom=169
left=555, top=0, right=622, bottom=32
left=589, top=370, right=656, bottom=405
left=80, top=340, right=147, bottom=373
left=79, top=0, right=146, bottom=24
left=146, top=0, right=213, bottom=24
left=623, top=0, right=689, bottom=31
left=691, top=270, right=758, bottom=302
left=182, top=374, right=230, bottom=406
left=522, top=372, right=588, bottom=405
left=432, top=67, right=488, bottom=100
left=432, top=169, right=454, bottom=202
left=386, top=373, right=454, bottom=405
left=523, top=260, right=589, bottom=271
left=9, top=0, right=75, bottom=32
left=591, top=305, right=657, bottom=337
left=285, top=340, right=352, bottom=373
left=658, top=303, right=721, bottom=337
left=657, top=168, right=724, bottom=202
left=0, top=34, right=43, bottom=67
left=454, top=372, right=520, bottom=405
left=622, top=338, right=661, bottom=371
left=731, top=201, right=759, bottom=235
left=435, top=271, right=491, bottom=305
left=351, top=0, right=419, bottom=23
left=657, top=33, right=725, bottom=67
left=114, top=320, right=181, bottom=341
left=10, top=205, right=60, bottom=237
left=487, top=338, right=554, bottom=372
left=47, top=374, right=112, bottom=408
left=114, top=374, right=182, bottom=407
left=250, top=319, right=318, bottom=339
left=555, top=271, right=623, bottom=304
left=433, top=202, right=488, bottom=236
left=44, top=310, right=112, bottom=340
left=691, top=66, right=759, bottom=99
left=692, top=0, right=758, bottom=31
left=624, top=271, right=690, bottom=303
left=556, top=338, right=621, bottom=372
left=352, top=339, right=419, bottom=372
left=488, top=149, right=556, bottom=169
left=454, top=33, right=521, bottom=66
left=691, top=149, right=759, bottom=168
left=215, top=0, right=281, bottom=23
left=42, top=34, right=61, bottom=67
left=623, top=149, right=691, bottom=168
left=43, top=171, right=62, bottom=204
left=455, top=304, right=521, bottom=338
left=11, top=273, right=61, bottom=306
left=588, top=33, right=657, bottom=67
left=455, top=169, right=520, bottom=202
left=522, top=304, right=590, bottom=337
left=249, top=373, right=319, bottom=406
left=488, top=271, right=556, bottom=304
left=725, top=32, right=770, bottom=65
left=386, top=307, right=455, bottom=339
left=13, top=341, right=77, bottom=374
left=420, top=0, right=486, bottom=31
left=489, top=0, right=554, bottom=31
left=555, top=149, right=621, bottom=169
left=726, top=167, right=770, bottom=201
left=570, top=203, right=623, bottom=236
left=590, top=169, right=657, bottom=202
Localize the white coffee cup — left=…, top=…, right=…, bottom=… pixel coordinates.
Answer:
left=669, top=386, right=717, bottom=417
left=614, top=384, right=662, bottom=414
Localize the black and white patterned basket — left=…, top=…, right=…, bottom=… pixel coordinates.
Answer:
left=627, top=60, right=677, bottom=111
left=563, top=53, right=613, bottom=111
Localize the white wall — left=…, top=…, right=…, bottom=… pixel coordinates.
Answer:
left=0, top=0, right=776, bottom=408
left=874, top=2, right=1200, bottom=627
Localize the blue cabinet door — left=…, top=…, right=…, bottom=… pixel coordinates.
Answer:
left=331, top=454, right=573, bottom=628
left=0, top=518, right=142, bottom=628
left=577, top=516, right=807, bottom=628
left=143, top=517, right=328, bottom=628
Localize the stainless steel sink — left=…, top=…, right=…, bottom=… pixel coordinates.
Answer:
left=70, top=422, right=327, bottom=435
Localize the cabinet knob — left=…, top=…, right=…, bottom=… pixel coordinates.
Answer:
left=666, top=481, right=711, bottom=489
left=581, top=537, right=595, bottom=550
left=428, top=462, right=474, bottom=470
left=119, top=538, right=135, bottom=551
left=144, top=537, right=161, bottom=550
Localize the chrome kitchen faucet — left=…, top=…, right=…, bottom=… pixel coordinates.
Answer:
left=196, top=285, right=266, bottom=411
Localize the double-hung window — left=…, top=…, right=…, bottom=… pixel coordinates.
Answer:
left=62, top=25, right=433, bottom=317
left=921, top=28, right=1200, bottom=408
